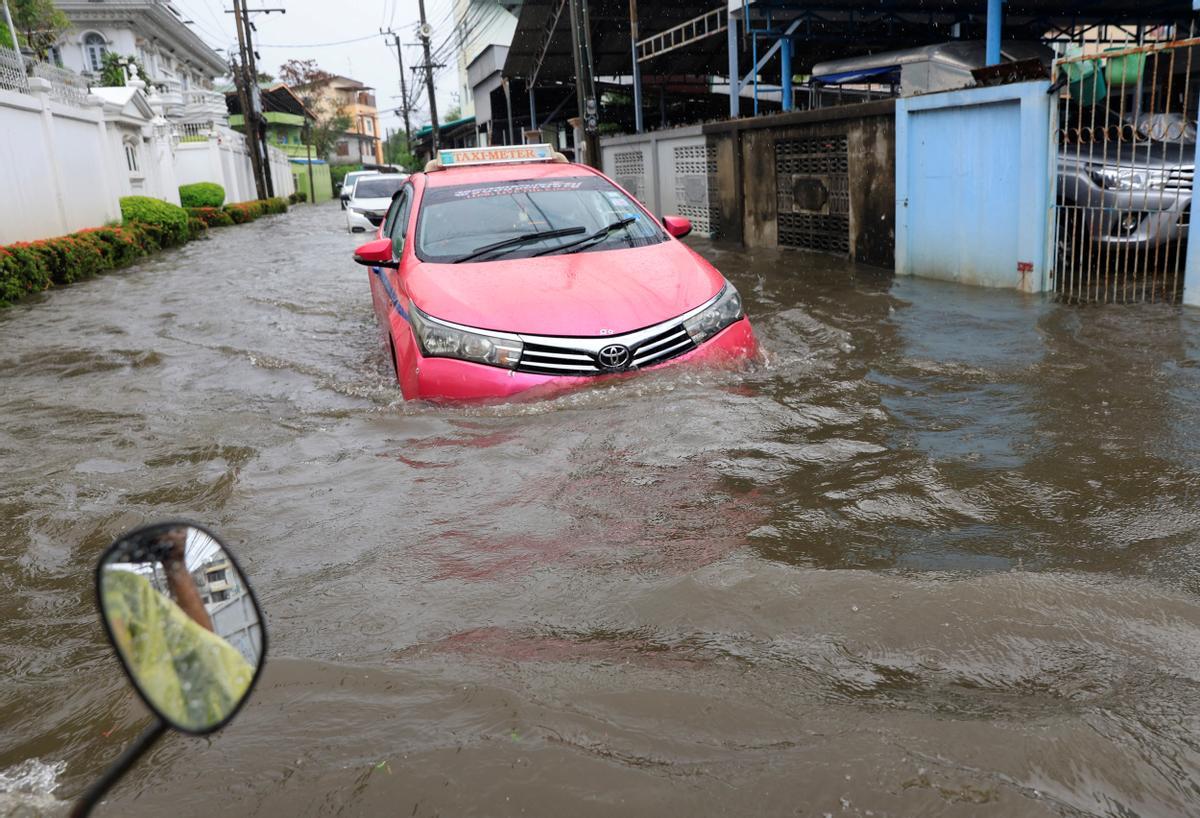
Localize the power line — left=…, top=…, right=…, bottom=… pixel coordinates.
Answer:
left=256, top=33, right=380, bottom=48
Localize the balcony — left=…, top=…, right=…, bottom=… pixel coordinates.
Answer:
left=179, top=89, right=229, bottom=124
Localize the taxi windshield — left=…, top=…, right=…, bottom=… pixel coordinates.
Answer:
left=415, top=176, right=666, bottom=263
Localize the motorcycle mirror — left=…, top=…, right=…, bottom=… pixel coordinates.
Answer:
left=96, top=522, right=267, bottom=734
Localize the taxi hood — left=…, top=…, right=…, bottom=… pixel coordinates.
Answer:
left=405, top=241, right=725, bottom=336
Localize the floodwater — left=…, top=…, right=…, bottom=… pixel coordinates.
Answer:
left=3, top=201, right=1200, bottom=817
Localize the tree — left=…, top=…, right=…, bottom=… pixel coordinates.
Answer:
left=279, top=59, right=347, bottom=158
left=384, top=130, right=417, bottom=171
left=98, top=52, right=150, bottom=88
left=443, top=105, right=462, bottom=123
left=9, top=0, right=69, bottom=60
left=278, top=58, right=331, bottom=88
left=256, top=70, right=274, bottom=84
left=310, top=113, right=352, bottom=159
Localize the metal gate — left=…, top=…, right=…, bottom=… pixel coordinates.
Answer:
left=1053, top=31, right=1198, bottom=303
left=776, top=135, right=850, bottom=254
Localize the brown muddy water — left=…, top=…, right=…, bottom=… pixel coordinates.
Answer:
left=3, top=201, right=1200, bottom=817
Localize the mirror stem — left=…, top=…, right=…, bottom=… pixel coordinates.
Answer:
left=70, top=719, right=168, bottom=818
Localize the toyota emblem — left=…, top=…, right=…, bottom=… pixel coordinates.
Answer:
left=597, top=344, right=631, bottom=370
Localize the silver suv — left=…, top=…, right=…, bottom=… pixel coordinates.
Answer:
left=1057, top=114, right=1195, bottom=259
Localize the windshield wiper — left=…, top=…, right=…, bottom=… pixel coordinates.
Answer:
left=451, top=226, right=587, bottom=263
left=531, top=217, right=637, bottom=257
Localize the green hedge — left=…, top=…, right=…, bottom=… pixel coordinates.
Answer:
left=0, top=225, right=160, bottom=306
left=179, top=182, right=225, bottom=208
left=187, top=207, right=235, bottom=228
left=288, top=191, right=307, bottom=204
left=119, top=196, right=189, bottom=247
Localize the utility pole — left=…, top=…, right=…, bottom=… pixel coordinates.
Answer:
left=230, top=0, right=266, bottom=199
left=228, top=0, right=285, bottom=198
left=417, top=0, right=440, bottom=156
left=383, top=29, right=413, bottom=164
left=568, top=0, right=601, bottom=167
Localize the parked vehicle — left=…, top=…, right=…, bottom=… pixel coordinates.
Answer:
left=338, top=170, right=377, bottom=210
left=814, top=40, right=1195, bottom=267
left=351, top=145, right=758, bottom=402
left=345, top=174, right=407, bottom=233
left=1057, top=113, right=1195, bottom=263
left=72, top=522, right=266, bottom=817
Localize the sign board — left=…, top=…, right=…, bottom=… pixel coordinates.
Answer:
left=437, top=144, right=557, bottom=168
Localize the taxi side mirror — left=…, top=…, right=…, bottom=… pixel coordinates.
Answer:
left=662, top=215, right=692, bottom=239
left=353, top=238, right=398, bottom=268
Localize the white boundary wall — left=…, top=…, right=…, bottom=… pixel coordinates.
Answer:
left=0, top=85, right=293, bottom=245
left=599, top=125, right=721, bottom=238
left=176, top=128, right=294, bottom=205
left=0, top=83, right=120, bottom=244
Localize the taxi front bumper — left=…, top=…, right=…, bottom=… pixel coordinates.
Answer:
left=411, top=317, right=759, bottom=402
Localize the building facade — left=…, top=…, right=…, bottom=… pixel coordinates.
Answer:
left=53, top=0, right=228, bottom=125
left=227, top=84, right=334, bottom=203
left=453, top=0, right=521, bottom=121
left=294, top=74, right=384, bottom=165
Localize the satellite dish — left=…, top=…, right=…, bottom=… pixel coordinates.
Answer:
left=418, top=22, right=432, bottom=39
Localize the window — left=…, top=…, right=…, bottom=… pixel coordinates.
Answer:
left=49, top=46, right=63, bottom=68
left=124, top=139, right=139, bottom=173
left=384, top=185, right=413, bottom=255
left=381, top=189, right=405, bottom=238
left=84, top=33, right=107, bottom=73
left=207, top=568, right=226, bottom=583
left=365, top=117, right=374, bottom=135
left=353, top=176, right=404, bottom=199
left=336, top=141, right=349, bottom=156
left=211, top=589, right=229, bottom=602
left=415, top=176, right=665, bottom=263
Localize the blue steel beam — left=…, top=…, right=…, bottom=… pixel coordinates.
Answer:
left=728, top=13, right=739, bottom=117
left=986, top=0, right=1002, bottom=64
left=781, top=36, right=793, bottom=110
left=740, top=17, right=804, bottom=89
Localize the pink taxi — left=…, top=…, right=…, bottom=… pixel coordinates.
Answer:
left=352, top=145, right=758, bottom=401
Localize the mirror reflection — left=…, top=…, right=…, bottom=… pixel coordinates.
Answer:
left=99, top=524, right=263, bottom=733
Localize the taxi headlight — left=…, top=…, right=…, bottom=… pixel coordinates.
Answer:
left=409, top=304, right=522, bottom=369
left=683, top=283, right=744, bottom=344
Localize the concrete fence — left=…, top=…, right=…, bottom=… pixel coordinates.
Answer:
left=0, top=88, right=295, bottom=245
left=175, top=124, right=293, bottom=205
left=599, top=125, right=721, bottom=238
left=0, top=83, right=121, bottom=244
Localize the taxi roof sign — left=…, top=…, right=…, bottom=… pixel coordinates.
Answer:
left=425, top=143, right=569, bottom=172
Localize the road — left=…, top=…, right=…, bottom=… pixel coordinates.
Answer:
left=3, top=201, right=1200, bottom=816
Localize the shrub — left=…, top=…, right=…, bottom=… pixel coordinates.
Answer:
left=187, top=217, right=209, bottom=240
left=0, top=225, right=158, bottom=307
left=288, top=191, right=307, bottom=204
left=179, top=182, right=225, bottom=208
left=264, top=197, right=289, bottom=214
left=187, top=207, right=235, bottom=228
left=119, top=196, right=189, bottom=247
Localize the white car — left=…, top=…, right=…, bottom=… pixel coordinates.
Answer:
left=345, top=174, right=407, bottom=233
left=338, top=169, right=377, bottom=210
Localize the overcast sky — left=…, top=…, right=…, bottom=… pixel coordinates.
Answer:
left=171, top=0, right=463, bottom=135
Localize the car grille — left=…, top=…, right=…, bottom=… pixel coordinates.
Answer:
left=1165, top=169, right=1194, bottom=190
left=516, top=323, right=696, bottom=376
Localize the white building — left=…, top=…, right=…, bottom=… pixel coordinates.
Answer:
left=53, top=0, right=229, bottom=125
left=453, top=0, right=520, bottom=140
